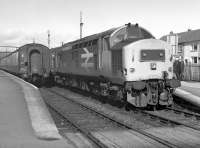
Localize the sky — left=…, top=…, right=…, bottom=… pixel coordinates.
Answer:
left=0, top=0, right=200, bottom=49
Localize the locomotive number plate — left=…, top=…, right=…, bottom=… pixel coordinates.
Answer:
left=150, top=63, right=156, bottom=70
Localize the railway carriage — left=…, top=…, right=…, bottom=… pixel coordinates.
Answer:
left=51, top=23, right=181, bottom=109
left=0, top=43, right=50, bottom=85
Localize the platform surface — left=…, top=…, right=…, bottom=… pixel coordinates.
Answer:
left=0, top=70, right=74, bottom=148
left=179, top=81, right=200, bottom=97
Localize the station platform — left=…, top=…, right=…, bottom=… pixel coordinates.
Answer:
left=174, top=81, right=200, bottom=107
left=0, top=70, right=74, bottom=148
left=179, top=81, right=200, bottom=97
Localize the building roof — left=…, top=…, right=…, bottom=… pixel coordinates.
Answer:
left=178, top=29, right=200, bottom=43
left=160, top=29, right=200, bottom=43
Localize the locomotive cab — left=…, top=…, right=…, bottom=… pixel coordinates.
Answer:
left=122, top=39, right=180, bottom=107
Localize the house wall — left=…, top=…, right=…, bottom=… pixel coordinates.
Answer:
left=181, top=41, right=200, bottom=64
left=166, top=34, right=179, bottom=55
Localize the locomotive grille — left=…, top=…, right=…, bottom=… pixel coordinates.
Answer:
left=140, top=49, right=165, bottom=61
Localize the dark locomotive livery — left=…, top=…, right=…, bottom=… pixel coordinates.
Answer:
left=51, top=23, right=181, bottom=109
left=0, top=43, right=50, bottom=85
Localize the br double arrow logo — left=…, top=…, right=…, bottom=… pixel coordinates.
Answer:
left=81, top=48, right=94, bottom=68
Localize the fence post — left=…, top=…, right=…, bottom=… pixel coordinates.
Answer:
left=189, top=63, right=191, bottom=81
left=199, top=64, right=200, bottom=81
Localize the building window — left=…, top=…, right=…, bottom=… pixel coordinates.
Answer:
left=192, top=44, right=198, bottom=51
left=192, top=56, right=198, bottom=64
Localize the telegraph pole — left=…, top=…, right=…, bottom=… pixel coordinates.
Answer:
left=47, top=30, right=50, bottom=48
left=80, top=11, right=84, bottom=39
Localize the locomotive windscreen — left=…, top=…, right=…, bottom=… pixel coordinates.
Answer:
left=110, top=25, right=154, bottom=48
left=140, top=49, right=165, bottom=62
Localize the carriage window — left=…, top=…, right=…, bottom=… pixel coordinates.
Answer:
left=84, top=42, right=88, bottom=47
left=78, top=43, right=83, bottom=48
left=92, top=40, right=98, bottom=45
left=20, top=53, right=25, bottom=64
left=93, top=54, right=98, bottom=70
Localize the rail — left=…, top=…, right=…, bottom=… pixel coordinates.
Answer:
left=45, top=88, right=180, bottom=148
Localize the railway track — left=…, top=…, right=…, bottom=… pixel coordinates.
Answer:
left=125, top=105, right=200, bottom=132
left=47, top=105, right=79, bottom=133
left=41, top=88, right=179, bottom=148
left=167, top=106, right=200, bottom=120
left=55, top=84, right=200, bottom=132
left=69, top=84, right=200, bottom=131
left=46, top=103, right=103, bottom=148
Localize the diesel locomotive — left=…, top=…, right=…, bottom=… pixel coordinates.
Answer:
left=51, top=23, right=181, bottom=109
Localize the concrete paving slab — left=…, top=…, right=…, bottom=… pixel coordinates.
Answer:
left=2, top=70, right=61, bottom=140
left=63, top=132, right=94, bottom=148
left=0, top=70, right=74, bottom=148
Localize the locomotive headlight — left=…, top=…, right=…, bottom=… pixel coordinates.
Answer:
left=130, top=68, right=135, bottom=73
left=142, top=53, right=147, bottom=57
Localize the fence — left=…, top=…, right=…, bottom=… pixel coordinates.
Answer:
left=183, top=64, right=200, bottom=81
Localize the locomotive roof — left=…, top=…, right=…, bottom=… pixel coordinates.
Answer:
left=51, top=24, right=154, bottom=52
left=50, top=27, right=117, bottom=52
left=64, top=27, right=117, bottom=46
left=18, top=43, right=49, bottom=50
left=0, top=43, right=49, bottom=60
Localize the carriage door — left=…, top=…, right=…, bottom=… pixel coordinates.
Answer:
left=29, top=50, right=42, bottom=75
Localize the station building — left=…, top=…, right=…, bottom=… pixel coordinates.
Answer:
left=161, top=29, right=200, bottom=64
